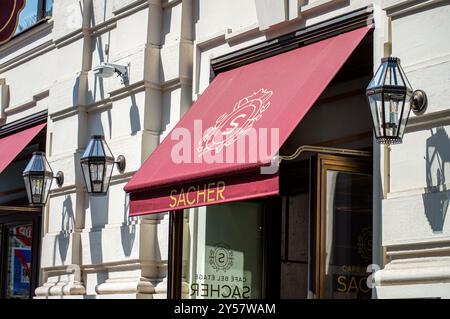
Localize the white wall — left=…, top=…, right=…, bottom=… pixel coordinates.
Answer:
left=375, top=1, right=450, bottom=298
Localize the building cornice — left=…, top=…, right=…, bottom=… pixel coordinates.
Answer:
left=210, top=5, right=374, bottom=74
left=383, top=0, right=447, bottom=17
left=0, top=109, right=47, bottom=137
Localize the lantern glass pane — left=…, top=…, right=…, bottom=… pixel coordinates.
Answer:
left=30, top=175, right=44, bottom=204
left=398, top=97, right=412, bottom=140
left=102, top=142, right=114, bottom=159
left=24, top=176, right=32, bottom=203
left=385, top=62, right=400, bottom=86
left=367, top=93, right=383, bottom=138
left=81, top=162, right=92, bottom=193
left=42, top=175, right=53, bottom=204
left=93, top=140, right=103, bottom=157
left=90, top=162, right=105, bottom=193
left=392, top=63, right=404, bottom=86
left=368, top=62, right=387, bottom=89
left=82, top=136, right=114, bottom=160
left=102, top=161, right=114, bottom=193
left=385, top=63, right=392, bottom=86
left=23, top=153, right=53, bottom=176
left=383, top=93, right=405, bottom=138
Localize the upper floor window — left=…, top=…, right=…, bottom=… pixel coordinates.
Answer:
left=15, top=0, right=53, bottom=34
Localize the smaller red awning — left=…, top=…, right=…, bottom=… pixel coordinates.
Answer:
left=125, top=26, right=371, bottom=216
left=0, top=123, right=46, bottom=174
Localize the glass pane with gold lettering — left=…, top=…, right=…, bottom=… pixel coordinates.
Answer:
left=323, top=171, right=372, bottom=299
left=183, top=201, right=264, bottom=299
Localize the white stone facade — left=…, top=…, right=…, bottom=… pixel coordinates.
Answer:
left=1, top=0, right=449, bottom=298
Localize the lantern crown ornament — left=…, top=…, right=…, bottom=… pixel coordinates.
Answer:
left=23, top=152, right=64, bottom=206
left=366, top=57, right=427, bottom=145
left=80, top=135, right=126, bottom=195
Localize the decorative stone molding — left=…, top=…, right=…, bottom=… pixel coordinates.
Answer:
left=153, top=278, right=168, bottom=299
left=181, top=280, right=190, bottom=299
left=35, top=265, right=86, bottom=297
left=5, top=90, right=49, bottom=116
left=35, top=281, right=86, bottom=296
left=375, top=256, right=450, bottom=286
left=95, top=277, right=155, bottom=295
left=300, top=0, right=347, bottom=15
left=376, top=242, right=450, bottom=297
left=383, top=0, right=446, bottom=17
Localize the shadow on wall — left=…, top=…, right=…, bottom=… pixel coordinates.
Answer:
left=423, top=127, right=450, bottom=232
left=87, top=193, right=109, bottom=264
left=58, top=195, right=75, bottom=263
left=130, top=94, right=141, bottom=136
left=121, top=192, right=136, bottom=257
left=73, top=76, right=80, bottom=106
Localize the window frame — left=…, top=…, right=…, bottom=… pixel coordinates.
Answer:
left=314, top=154, right=372, bottom=299
left=13, top=0, right=52, bottom=37
left=168, top=197, right=279, bottom=299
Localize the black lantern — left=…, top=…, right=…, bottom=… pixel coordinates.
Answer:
left=80, top=135, right=126, bottom=195
left=366, top=57, right=427, bottom=144
left=23, top=152, right=64, bottom=206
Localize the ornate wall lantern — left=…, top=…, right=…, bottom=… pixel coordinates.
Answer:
left=80, top=135, right=126, bottom=195
left=366, top=57, right=427, bottom=144
left=23, top=152, right=64, bottom=206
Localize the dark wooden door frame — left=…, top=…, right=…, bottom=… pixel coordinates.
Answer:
left=167, top=210, right=184, bottom=299
left=314, top=153, right=372, bottom=299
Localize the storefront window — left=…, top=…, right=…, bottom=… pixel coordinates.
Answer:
left=15, top=0, right=53, bottom=34
left=322, top=171, right=372, bottom=299
left=183, top=202, right=264, bottom=299
left=5, top=224, right=33, bottom=299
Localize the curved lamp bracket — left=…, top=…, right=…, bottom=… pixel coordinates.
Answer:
left=411, top=89, right=428, bottom=115
left=116, top=155, right=126, bottom=173
left=54, top=171, right=64, bottom=187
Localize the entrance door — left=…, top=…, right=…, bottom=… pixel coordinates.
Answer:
left=314, top=154, right=372, bottom=299
left=0, top=209, right=41, bottom=299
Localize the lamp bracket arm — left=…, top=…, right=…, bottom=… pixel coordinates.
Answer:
left=411, top=89, right=428, bottom=115
left=53, top=171, right=64, bottom=187
left=115, top=155, right=126, bottom=173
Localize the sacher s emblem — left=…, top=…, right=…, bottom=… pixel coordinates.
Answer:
left=198, top=88, right=273, bottom=156
left=209, top=243, right=234, bottom=272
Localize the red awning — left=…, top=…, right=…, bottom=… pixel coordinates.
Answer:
left=0, top=123, right=46, bottom=174
left=125, top=26, right=371, bottom=216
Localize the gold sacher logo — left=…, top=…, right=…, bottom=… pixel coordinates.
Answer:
left=209, top=243, right=233, bottom=272
left=169, top=181, right=226, bottom=208
left=198, top=88, right=273, bottom=156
